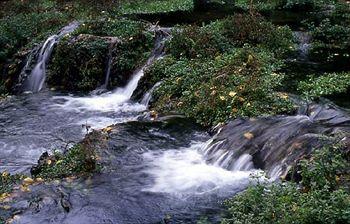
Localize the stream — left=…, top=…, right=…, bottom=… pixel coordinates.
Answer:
left=0, top=30, right=260, bottom=223
left=1, top=17, right=349, bottom=223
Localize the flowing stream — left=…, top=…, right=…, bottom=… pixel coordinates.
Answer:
left=0, top=29, right=262, bottom=223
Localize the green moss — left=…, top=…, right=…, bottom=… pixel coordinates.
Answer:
left=222, top=142, right=350, bottom=224
left=297, top=72, right=350, bottom=100
left=48, top=18, right=154, bottom=92
left=119, top=0, right=194, bottom=14
left=48, top=36, right=110, bottom=91
left=31, top=144, right=97, bottom=180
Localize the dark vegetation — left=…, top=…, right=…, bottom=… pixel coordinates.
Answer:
left=0, top=0, right=349, bottom=223
left=222, top=138, right=350, bottom=224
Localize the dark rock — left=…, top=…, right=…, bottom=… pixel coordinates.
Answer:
left=203, top=101, right=350, bottom=178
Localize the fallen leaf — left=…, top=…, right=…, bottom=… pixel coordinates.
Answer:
left=244, top=132, right=254, bottom=140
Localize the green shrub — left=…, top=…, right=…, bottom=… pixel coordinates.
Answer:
left=222, top=142, right=350, bottom=224
left=73, top=17, right=152, bottom=40
left=297, top=72, right=350, bottom=100
left=119, top=0, right=194, bottom=14
left=31, top=144, right=97, bottom=180
left=167, top=15, right=294, bottom=60
left=234, top=0, right=335, bottom=11
left=149, top=48, right=293, bottom=126
left=48, top=36, right=110, bottom=91
left=48, top=18, right=153, bottom=91
left=0, top=172, right=24, bottom=195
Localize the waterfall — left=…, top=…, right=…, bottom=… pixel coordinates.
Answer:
left=52, top=28, right=169, bottom=112
left=23, top=21, right=79, bottom=93
left=294, top=31, right=311, bottom=61
left=141, top=82, right=162, bottom=106
left=199, top=101, right=350, bottom=180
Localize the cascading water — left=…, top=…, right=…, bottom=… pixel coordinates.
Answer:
left=23, top=22, right=79, bottom=93
left=54, top=27, right=168, bottom=112
left=293, top=31, right=311, bottom=61
left=201, top=101, right=350, bottom=180
left=141, top=81, right=162, bottom=106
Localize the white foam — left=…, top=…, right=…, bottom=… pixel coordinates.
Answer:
left=143, top=142, right=258, bottom=194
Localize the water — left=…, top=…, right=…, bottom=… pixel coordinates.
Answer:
left=141, top=81, right=162, bottom=106
left=23, top=22, right=79, bottom=93
left=0, top=28, right=261, bottom=223
left=293, top=31, right=311, bottom=61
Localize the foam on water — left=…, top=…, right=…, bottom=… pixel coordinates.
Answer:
left=143, top=142, right=259, bottom=195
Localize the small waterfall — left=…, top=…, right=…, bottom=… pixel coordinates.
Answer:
left=52, top=28, right=169, bottom=112
left=141, top=81, right=162, bottom=106
left=200, top=102, right=350, bottom=179
left=294, top=31, right=311, bottom=61
left=103, top=45, right=114, bottom=89
left=23, top=22, right=79, bottom=93
left=91, top=38, right=118, bottom=95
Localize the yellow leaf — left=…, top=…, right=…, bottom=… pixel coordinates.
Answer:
left=244, top=132, right=254, bottom=140
left=35, top=177, right=44, bottom=183
left=2, top=171, right=9, bottom=177
left=23, top=177, right=34, bottom=185
left=47, top=160, right=52, bottom=165
left=103, top=127, right=113, bottom=133
left=219, top=96, right=226, bottom=101
left=229, top=91, right=237, bottom=97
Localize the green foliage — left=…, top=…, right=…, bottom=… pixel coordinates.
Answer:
left=73, top=17, right=152, bottom=40
left=48, top=18, right=153, bottom=91
left=309, top=17, right=350, bottom=67
left=297, top=72, right=350, bottom=100
left=32, top=144, right=97, bottom=180
left=222, top=143, right=350, bottom=224
left=149, top=48, right=293, bottom=126
left=48, top=36, right=110, bottom=91
left=168, top=15, right=295, bottom=59
left=0, top=12, right=69, bottom=63
left=0, top=172, right=24, bottom=195
left=119, top=0, right=194, bottom=14
left=144, top=15, right=295, bottom=127
left=234, top=0, right=335, bottom=11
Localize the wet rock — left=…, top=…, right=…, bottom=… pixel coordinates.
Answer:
left=203, top=102, right=350, bottom=178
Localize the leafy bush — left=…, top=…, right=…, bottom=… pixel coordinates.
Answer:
left=48, top=18, right=153, bottom=91
left=222, top=142, right=350, bottom=224
left=148, top=48, right=293, bottom=126
left=48, top=36, right=110, bottom=91
left=0, top=172, right=24, bottom=195
left=297, top=72, right=350, bottom=100
left=0, top=12, right=69, bottom=63
left=31, top=144, right=97, bottom=180
left=234, top=0, right=335, bottom=11
left=73, top=17, right=153, bottom=40
left=168, top=15, right=294, bottom=60
left=309, top=19, right=350, bottom=68
left=119, top=0, right=194, bottom=14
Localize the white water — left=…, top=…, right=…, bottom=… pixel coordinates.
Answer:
left=143, top=142, right=261, bottom=194
left=24, top=22, right=79, bottom=92
left=141, top=81, right=162, bottom=106
left=51, top=61, right=149, bottom=112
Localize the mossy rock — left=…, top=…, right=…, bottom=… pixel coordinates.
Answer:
left=31, top=130, right=106, bottom=180
left=47, top=34, right=112, bottom=92
left=47, top=24, right=154, bottom=92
